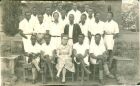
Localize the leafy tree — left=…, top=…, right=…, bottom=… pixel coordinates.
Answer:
left=2, top=0, right=22, bottom=36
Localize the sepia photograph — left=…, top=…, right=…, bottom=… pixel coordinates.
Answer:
left=0, top=0, right=139, bottom=86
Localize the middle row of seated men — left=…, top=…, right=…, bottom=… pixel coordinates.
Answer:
left=24, top=33, right=115, bottom=84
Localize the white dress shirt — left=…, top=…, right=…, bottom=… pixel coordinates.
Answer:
left=41, top=42, right=55, bottom=59
left=89, top=40, right=106, bottom=64
left=43, top=13, right=52, bottom=25
left=104, top=20, right=119, bottom=50
left=34, top=21, right=49, bottom=34
left=19, top=18, right=34, bottom=52
left=79, top=21, right=90, bottom=44
left=73, top=42, right=89, bottom=65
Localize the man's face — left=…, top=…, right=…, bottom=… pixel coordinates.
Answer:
left=88, top=9, right=93, bottom=16
left=45, top=35, right=51, bottom=44
left=95, top=13, right=100, bottom=20
left=78, top=35, right=84, bottom=44
left=53, top=13, right=59, bottom=20
left=61, top=10, right=66, bottom=17
left=31, top=36, right=36, bottom=44
left=85, top=5, right=89, bottom=12
left=62, top=37, right=68, bottom=45
left=69, top=14, right=74, bottom=22
left=58, top=4, right=62, bottom=9
left=73, top=4, right=77, bottom=10
left=38, top=15, right=43, bottom=23
left=32, top=8, right=37, bottom=15
left=25, top=12, right=31, bottom=20
left=95, top=35, right=101, bottom=44
left=46, top=8, right=51, bottom=14
left=107, top=13, right=113, bottom=21
left=81, top=15, right=86, bottom=22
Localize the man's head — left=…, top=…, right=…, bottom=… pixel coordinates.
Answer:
left=61, top=10, right=66, bottom=18
left=85, top=4, right=89, bottom=12
left=58, top=3, right=63, bottom=10
left=53, top=12, right=59, bottom=21
left=44, top=34, right=51, bottom=44
left=37, top=34, right=43, bottom=44
left=31, top=34, right=37, bottom=45
left=37, top=14, right=44, bottom=23
left=61, top=34, right=69, bottom=45
left=88, top=8, right=93, bottom=16
left=107, top=12, right=113, bottom=21
left=45, top=7, right=51, bottom=15
left=94, top=12, right=100, bottom=21
left=69, top=14, right=74, bottom=23
left=32, top=7, right=37, bottom=16
left=25, top=11, right=31, bottom=20
left=95, top=33, right=101, bottom=45
left=80, top=14, right=87, bottom=22
left=78, top=33, right=85, bottom=44
left=72, top=3, right=78, bottom=11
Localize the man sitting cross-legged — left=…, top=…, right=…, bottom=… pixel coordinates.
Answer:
left=40, top=34, right=56, bottom=83
left=73, top=34, right=91, bottom=81
left=89, top=33, right=114, bottom=84
left=25, top=34, right=41, bottom=84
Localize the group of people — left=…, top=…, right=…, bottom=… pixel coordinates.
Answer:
left=19, top=3, right=119, bottom=84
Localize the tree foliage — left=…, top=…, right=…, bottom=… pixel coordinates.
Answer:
left=2, top=0, right=22, bottom=36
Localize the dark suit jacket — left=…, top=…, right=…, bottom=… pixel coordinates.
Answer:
left=64, top=23, right=81, bottom=44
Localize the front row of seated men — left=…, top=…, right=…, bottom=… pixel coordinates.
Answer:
left=24, top=33, right=114, bottom=84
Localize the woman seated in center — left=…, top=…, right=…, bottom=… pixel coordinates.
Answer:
left=56, top=34, right=75, bottom=83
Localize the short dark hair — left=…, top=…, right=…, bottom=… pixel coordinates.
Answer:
left=94, top=12, right=100, bottom=17
left=79, top=33, right=85, bottom=38
left=108, top=11, right=114, bottom=17
left=81, top=13, right=87, bottom=19
left=44, top=34, right=51, bottom=39
left=61, top=33, right=68, bottom=39
left=95, top=33, right=101, bottom=37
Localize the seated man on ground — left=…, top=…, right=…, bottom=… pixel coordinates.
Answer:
left=89, top=33, right=114, bottom=84
left=25, top=34, right=41, bottom=84
left=73, top=33, right=91, bottom=80
left=40, top=33, right=56, bottom=83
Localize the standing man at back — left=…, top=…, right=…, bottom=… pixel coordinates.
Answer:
left=104, top=12, right=119, bottom=68
left=67, top=3, right=81, bottom=23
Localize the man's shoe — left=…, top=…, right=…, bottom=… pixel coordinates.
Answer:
left=99, top=79, right=105, bottom=85
left=107, top=74, right=115, bottom=79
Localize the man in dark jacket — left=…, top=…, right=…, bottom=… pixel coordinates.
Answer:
left=64, top=14, right=81, bottom=45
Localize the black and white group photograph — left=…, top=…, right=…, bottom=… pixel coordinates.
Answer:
left=0, top=0, right=139, bottom=86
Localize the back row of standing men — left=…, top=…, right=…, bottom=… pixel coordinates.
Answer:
left=19, top=3, right=119, bottom=84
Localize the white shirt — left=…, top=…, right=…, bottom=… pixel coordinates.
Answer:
left=50, top=21, right=63, bottom=36
left=73, top=42, right=89, bottom=55
left=43, top=13, right=52, bottom=24
left=30, top=14, right=39, bottom=29
left=104, top=20, right=119, bottom=34
left=19, top=18, right=34, bottom=34
left=67, top=9, right=81, bottom=23
left=34, top=21, right=49, bottom=33
left=41, top=42, right=55, bottom=56
left=60, top=17, right=68, bottom=33
left=79, top=21, right=89, bottom=37
left=27, top=41, right=39, bottom=54
left=87, top=15, right=95, bottom=25
left=89, top=20, right=105, bottom=35
left=89, top=40, right=106, bottom=56
left=69, top=24, right=74, bottom=38
left=35, top=42, right=43, bottom=53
